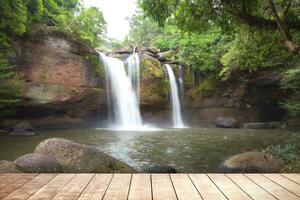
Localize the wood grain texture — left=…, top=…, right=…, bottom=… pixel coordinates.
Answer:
left=226, top=174, right=276, bottom=200
left=128, top=174, right=152, bottom=200
left=3, top=174, right=57, bottom=200
left=151, top=174, right=177, bottom=200
left=52, top=174, right=94, bottom=200
left=189, top=174, right=226, bottom=200
left=208, top=174, right=251, bottom=200
left=246, top=174, right=300, bottom=200
left=170, top=174, right=202, bottom=200
left=78, top=174, right=113, bottom=200
left=282, top=174, right=300, bottom=185
left=263, top=174, right=300, bottom=197
left=28, top=174, right=75, bottom=200
left=0, top=174, right=37, bottom=199
left=103, top=174, right=132, bottom=200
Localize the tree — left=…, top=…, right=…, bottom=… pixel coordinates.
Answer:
left=140, top=0, right=300, bottom=54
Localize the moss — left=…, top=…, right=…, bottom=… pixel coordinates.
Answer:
left=141, top=58, right=163, bottom=78
left=196, top=75, right=220, bottom=95
left=84, top=54, right=103, bottom=77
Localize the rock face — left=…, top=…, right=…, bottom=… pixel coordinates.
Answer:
left=0, top=160, right=23, bottom=173
left=185, top=70, right=285, bottom=125
left=10, top=122, right=35, bottom=136
left=11, top=35, right=106, bottom=128
left=219, top=151, right=282, bottom=173
left=34, top=138, right=135, bottom=173
left=15, top=153, right=63, bottom=173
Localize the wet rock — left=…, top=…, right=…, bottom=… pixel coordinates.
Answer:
left=0, top=160, right=24, bottom=173
left=244, top=122, right=281, bottom=129
left=15, top=153, right=63, bottom=173
left=247, top=70, right=282, bottom=86
left=34, top=138, right=135, bottom=173
left=214, top=117, right=239, bottom=128
left=10, top=122, right=35, bottom=136
left=113, top=46, right=133, bottom=54
left=218, top=151, right=282, bottom=173
left=145, top=165, right=178, bottom=173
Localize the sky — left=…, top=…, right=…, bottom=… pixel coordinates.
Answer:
left=83, top=0, right=138, bottom=41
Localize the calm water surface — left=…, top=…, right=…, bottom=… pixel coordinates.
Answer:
left=0, top=128, right=296, bottom=172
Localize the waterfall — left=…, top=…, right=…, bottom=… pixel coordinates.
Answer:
left=165, top=64, right=185, bottom=128
left=125, top=47, right=140, bottom=101
left=178, top=65, right=184, bottom=105
left=99, top=53, right=143, bottom=130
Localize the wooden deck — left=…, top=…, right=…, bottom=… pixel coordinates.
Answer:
left=0, top=174, right=300, bottom=200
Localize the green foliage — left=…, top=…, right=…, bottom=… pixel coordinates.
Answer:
left=263, top=143, right=299, bottom=165
left=0, top=34, right=21, bottom=118
left=72, top=7, right=106, bottom=47
left=281, top=65, right=300, bottom=116
left=125, top=11, right=163, bottom=46
left=0, top=0, right=107, bottom=119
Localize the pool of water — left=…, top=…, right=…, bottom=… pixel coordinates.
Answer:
left=0, top=128, right=296, bottom=172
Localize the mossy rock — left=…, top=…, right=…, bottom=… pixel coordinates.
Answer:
left=35, top=138, right=135, bottom=173
left=219, top=151, right=282, bottom=173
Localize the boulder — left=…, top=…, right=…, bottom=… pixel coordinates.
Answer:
left=15, top=153, right=63, bottom=173
left=145, top=165, right=178, bottom=173
left=0, top=160, right=24, bottom=173
left=10, top=122, right=35, bottom=136
left=244, top=122, right=281, bottom=129
left=34, top=138, right=135, bottom=173
left=215, top=117, right=239, bottom=128
left=218, top=151, right=282, bottom=173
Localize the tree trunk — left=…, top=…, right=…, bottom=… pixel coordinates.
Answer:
left=268, top=0, right=300, bottom=54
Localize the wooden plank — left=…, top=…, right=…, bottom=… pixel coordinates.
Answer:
left=3, top=174, right=57, bottom=200
left=52, top=174, right=94, bottom=200
left=28, top=174, right=75, bottom=200
left=128, top=174, right=152, bottom=200
left=78, top=174, right=113, bottom=200
left=226, top=174, right=276, bottom=200
left=208, top=174, right=251, bottom=200
left=282, top=174, right=300, bottom=185
left=263, top=174, right=300, bottom=197
left=0, top=174, right=37, bottom=199
left=151, top=174, right=177, bottom=200
left=103, top=174, right=132, bottom=200
left=189, top=174, right=226, bottom=200
left=170, top=174, right=202, bottom=200
left=245, top=174, right=300, bottom=200
left=0, top=174, right=22, bottom=188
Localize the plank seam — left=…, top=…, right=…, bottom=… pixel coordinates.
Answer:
left=206, top=174, right=229, bottom=200
left=25, top=174, right=58, bottom=200
left=101, top=173, right=114, bottom=200
left=187, top=174, right=204, bottom=200
left=75, top=173, right=96, bottom=200
left=126, top=174, right=133, bottom=200
left=168, top=174, right=179, bottom=200
left=225, top=174, right=255, bottom=200
left=262, top=174, right=300, bottom=198
left=1, top=174, right=38, bottom=199
left=243, top=174, right=280, bottom=200
left=281, top=174, right=300, bottom=186
left=150, top=174, right=153, bottom=200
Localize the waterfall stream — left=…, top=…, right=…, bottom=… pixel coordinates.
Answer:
left=99, top=52, right=143, bottom=130
left=125, top=48, right=140, bottom=101
left=165, top=64, right=185, bottom=128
